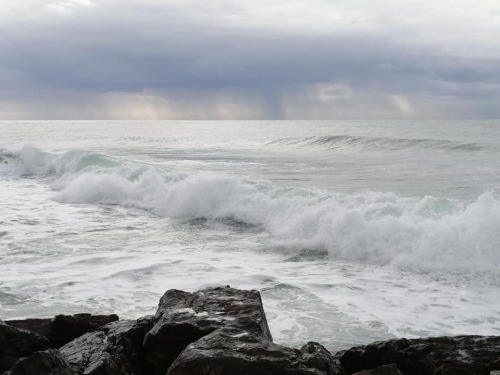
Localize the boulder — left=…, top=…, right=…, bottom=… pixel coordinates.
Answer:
left=3, top=349, right=75, bottom=375
left=353, top=364, right=403, bottom=375
left=300, top=342, right=344, bottom=375
left=50, top=314, right=119, bottom=348
left=59, top=317, right=154, bottom=375
left=4, top=319, right=52, bottom=340
left=167, top=327, right=344, bottom=375
left=6, top=314, right=119, bottom=348
left=340, top=335, right=500, bottom=375
left=143, top=286, right=272, bottom=374
left=0, top=324, right=50, bottom=373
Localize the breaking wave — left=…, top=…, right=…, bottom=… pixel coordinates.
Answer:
left=0, top=145, right=119, bottom=177
left=4, top=145, right=500, bottom=282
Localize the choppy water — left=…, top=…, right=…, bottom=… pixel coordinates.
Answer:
left=1, top=120, right=500, bottom=352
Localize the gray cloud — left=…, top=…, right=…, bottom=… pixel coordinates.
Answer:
left=1, top=0, right=499, bottom=119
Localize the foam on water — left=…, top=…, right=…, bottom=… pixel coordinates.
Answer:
left=5, top=145, right=500, bottom=285
left=1, top=123, right=500, bottom=352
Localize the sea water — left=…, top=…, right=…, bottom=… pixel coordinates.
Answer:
left=1, top=120, right=500, bottom=352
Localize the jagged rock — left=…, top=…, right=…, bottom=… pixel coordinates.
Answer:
left=353, top=364, right=403, bottom=375
left=59, top=317, right=154, bottom=375
left=6, top=314, right=119, bottom=348
left=5, top=319, right=52, bottom=341
left=6, top=287, right=500, bottom=375
left=167, top=327, right=344, bottom=375
left=51, top=314, right=119, bottom=348
left=143, top=286, right=273, bottom=374
left=3, top=349, right=75, bottom=375
left=340, top=335, right=500, bottom=375
left=300, top=342, right=345, bottom=375
left=0, top=324, right=50, bottom=373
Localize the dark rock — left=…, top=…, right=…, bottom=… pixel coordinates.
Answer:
left=353, top=364, right=403, bottom=375
left=6, top=314, right=119, bottom=348
left=4, top=319, right=52, bottom=340
left=0, top=324, right=50, bottom=373
left=143, top=286, right=272, bottom=374
left=167, top=327, right=344, bottom=375
left=3, top=349, right=75, bottom=375
left=59, top=317, right=154, bottom=375
left=300, top=342, right=345, bottom=375
left=340, top=335, right=500, bottom=375
left=50, top=313, right=119, bottom=348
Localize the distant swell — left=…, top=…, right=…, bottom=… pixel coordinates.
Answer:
left=4, top=146, right=500, bottom=283
left=266, top=135, right=498, bottom=152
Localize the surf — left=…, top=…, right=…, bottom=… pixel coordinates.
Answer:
left=5, top=145, right=500, bottom=285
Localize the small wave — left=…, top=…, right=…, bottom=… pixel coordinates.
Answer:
left=0, top=145, right=120, bottom=177
left=0, top=150, right=22, bottom=176
left=266, top=135, right=498, bottom=153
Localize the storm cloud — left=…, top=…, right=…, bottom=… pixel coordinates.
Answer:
left=1, top=0, right=499, bottom=119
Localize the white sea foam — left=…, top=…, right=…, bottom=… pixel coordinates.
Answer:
left=7, top=146, right=500, bottom=282
left=2, top=122, right=500, bottom=352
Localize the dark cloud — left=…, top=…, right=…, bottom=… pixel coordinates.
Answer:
left=0, top=1, right=499, bottom=119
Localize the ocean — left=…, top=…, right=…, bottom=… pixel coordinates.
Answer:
left=1, top=120, right=499, bottom=352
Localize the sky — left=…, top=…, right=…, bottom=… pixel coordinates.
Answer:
left=1, top=0, right=499, bottom=120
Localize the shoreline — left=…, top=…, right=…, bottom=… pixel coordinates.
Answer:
left=2, top=286, right=500, bottom=375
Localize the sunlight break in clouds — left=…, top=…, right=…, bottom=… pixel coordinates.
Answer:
left=0, top=0, right=499, bottom=119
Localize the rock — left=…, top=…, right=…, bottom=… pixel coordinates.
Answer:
left=340, top=335, right=500, bottom=375
left=59, top=317, right=154, bottom=375
left=50, top=313, right=119, bottom=348
left=353, top=364, right=403, bottom=375
left=167, top=327, right=344, bottom=375
left=143, top=286, right=273, bottom=374
left=4, top=319, right=52, bottom=341
left=299, top=342, right=345, bottom=375
left=6, top=314, right=119, bottom=348
left=3, top=349, right=75, bottom=375
left=0, top=324, right=50, bottom=373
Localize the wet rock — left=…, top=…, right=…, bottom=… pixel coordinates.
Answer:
left=340, top=335, right=500, bottom=375
left=167, top=327, right=344, bottom=375
left=3, top=349, right=75, bottom=375
left=0, top=324, right=50, bottom=373
left=4, top=319, right=52, bottom=341
left=143, top=286, right=272, bottom=374
left=51, top=313, right=119, bottom=348
left=353, top=364, right=403, bottom=375
left=6, top=314, right=119, bottom=348
left=59, top=317, right=154, bottom=375
left=299, top=342, right=345, bottom=375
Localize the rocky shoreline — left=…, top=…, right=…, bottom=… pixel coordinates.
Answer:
left=1, top=286, right=499, bottom=375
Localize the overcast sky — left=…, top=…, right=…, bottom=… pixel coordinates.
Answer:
left=1, top=0, right=499, bottom=119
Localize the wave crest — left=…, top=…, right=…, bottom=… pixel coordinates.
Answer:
left=5, top=146, right=500, bottom=281
left=0, top=145, right=118, bottom=177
